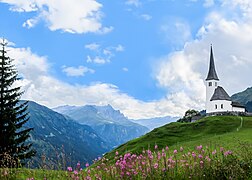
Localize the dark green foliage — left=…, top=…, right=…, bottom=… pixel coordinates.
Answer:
left=177, top=109, right=202, bottom=123
left=0, top=40, right=35, bottom=167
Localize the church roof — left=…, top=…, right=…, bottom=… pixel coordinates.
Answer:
left=231, top=101, right=245, bottom=108
left=210, top=86, right=231, bottom=101
left=206, top=45, right=219, bottom=81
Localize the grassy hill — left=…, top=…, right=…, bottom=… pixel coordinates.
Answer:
left=2, top=115, right=252, bottom=179
left=105, top=115, right=252, bottom=158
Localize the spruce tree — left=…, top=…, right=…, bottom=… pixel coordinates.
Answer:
left=0, top=40, right=35, bottom=167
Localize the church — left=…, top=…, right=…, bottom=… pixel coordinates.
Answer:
left=205, top=45, right=245, bottom=114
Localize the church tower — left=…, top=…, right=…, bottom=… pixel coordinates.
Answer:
left=205, top=45, right=219, bottom=113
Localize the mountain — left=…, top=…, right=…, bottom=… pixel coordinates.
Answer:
left=131, top=116, right=178, bottom=130
left=231, top=87, right=252, bottom=112
left=24, top=101, right=109, bottom=168
left=53, top=105, right=149, bottom=148
left=105, top=116, right=252, bottom=159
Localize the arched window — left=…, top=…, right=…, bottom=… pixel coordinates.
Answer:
left=215, top=104, right=217, bottom=109
left=209, top=82, right=212, bottom=86
left=221, top=104, right=223, bottom=109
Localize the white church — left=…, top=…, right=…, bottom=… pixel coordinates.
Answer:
left=205, top=45, right=245, bottom=114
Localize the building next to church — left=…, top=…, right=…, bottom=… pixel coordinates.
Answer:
left=205, top=45, right=245, bottom=114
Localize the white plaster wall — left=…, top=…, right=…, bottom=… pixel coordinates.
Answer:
left=205, top=80, right=218, bottom=113
left=232, top=106, right=245, bottom=112
left=208, top=100, right=232, bottom=113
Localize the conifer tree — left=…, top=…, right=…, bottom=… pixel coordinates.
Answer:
left=0, top=40, right=35, bottom=167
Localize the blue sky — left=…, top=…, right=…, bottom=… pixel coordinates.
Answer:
left=0, top=0, right=252, bottom=119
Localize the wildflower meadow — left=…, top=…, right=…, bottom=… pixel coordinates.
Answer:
left=2, top=143, right=250, bottom=180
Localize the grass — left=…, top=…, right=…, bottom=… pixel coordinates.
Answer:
left=1, top=115, right=252, bottom=179
left=104, top=116, right=252, bottom=160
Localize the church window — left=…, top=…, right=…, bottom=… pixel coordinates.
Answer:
left=215, top=82, right=217, bottom=86
left=215, top=104, right=217, bottom=109
left=209, top=82, right=212, bottom=86
left=221, top=104, right=223, bottom=109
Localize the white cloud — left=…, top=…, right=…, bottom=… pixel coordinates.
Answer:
left=85, top=43, right=100, bottom=51
left=85, top=44, right=124, bottom=64
left=140, top=14, right=152, bottom=21
left=0, top=0, right=112, bottom=34
left=62, top=66, right=95, bottom=77
left=115, top=44, right=125, bottom=52
left=125, top=0, right=141, bottom=7
left=86, top=55, right=108, bottom=64
left=122, top=67, right=129, bottom=72
left=154, top=0, right=252, bottom=115
left=160, top=18, right=192, bottom=48
left=204, top=0, right=214, bottom=7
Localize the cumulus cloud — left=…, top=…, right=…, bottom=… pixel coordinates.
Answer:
left=2, top=40, right=197, bottom=119
left=154, top=0, right=252, bottom=114
left=125, top=0, right=141, bottom=7
left=85, top=43, right=100, bottom=51
left=0, top=0, right=112, bottom=34
left=140, top=14, right=152, bottom=21
left=122, top=67, right=129, bottom=72
left=62, top=66, right=95, bottom=77
left=85, top=43, right=124, bottom=64
left=160, top=18, right=192, bottom=48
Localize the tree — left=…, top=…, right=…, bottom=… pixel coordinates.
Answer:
left=0, top=40, right=35, bottom=167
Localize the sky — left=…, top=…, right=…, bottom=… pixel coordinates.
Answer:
left=0, top=0, right=252, bottom=119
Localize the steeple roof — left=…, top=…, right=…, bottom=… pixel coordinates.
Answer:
left=210, top=86, right=231, bottom=101
left=206, top=45, right=219, bottom=81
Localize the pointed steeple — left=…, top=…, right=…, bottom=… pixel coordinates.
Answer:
left=206, top=45, right=219, bottom=81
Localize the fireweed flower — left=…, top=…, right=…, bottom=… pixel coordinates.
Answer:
left=115, top=151, right=119, bottom=156
left=198, top=154, right=203, bottom=159
left=212, top=150, right=217, bottom=155
left=174, top=149, right=178, bottom=154
left=67, top=167, right=73, bottom=172
left=166, top=146, right=169, bottom=151
left=180, top=147, right=184, bottom=152
left=197, top=145, right=203, bottom=151
left=86, top=162, right=89, bottom=167
left=154, top=163, right=159, bottom=169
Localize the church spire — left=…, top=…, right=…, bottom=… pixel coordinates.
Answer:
left=206, top=45, right=219, bottom=81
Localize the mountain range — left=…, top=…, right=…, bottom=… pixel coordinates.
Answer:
left=53, top=105, right=149, bottom=148
left=231, top=87, right=252, bottom=112
left=24, top=101, right=109, bottom=168
left=131, top=116, right=178, bottom=130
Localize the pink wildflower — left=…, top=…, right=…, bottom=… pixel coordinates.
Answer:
left=154, top=163, right=159, bottom=169
left=212, top=150, right=217, bottom=155
left=173, top=149, right=178, bottom=154
left=74, top=170, right=78, bottom=175
left=180, top=146, right=184, bottom=152
left=166, top=146, right=169, bottom=151
left=155, top=144, right=158, bottom=150
left=198, top=154, right=203, bottom=159
left=224, top=150, right=232, bottom=156
left=115, top=151, right=119, bottom=156
left=86, top=162, right=89, bottom=167
left=196, top=145, right=203, bottom=151
left=67, top=167, right=72, bottom=172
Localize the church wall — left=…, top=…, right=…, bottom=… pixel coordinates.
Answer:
left=232, top=106, right=245, bottom=112
left=208, top=100, right=232, bottom=113
left=206, top=80, right=218, bottom=113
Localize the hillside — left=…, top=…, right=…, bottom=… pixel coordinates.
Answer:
left=24, top=101, right=109, bottom=168
left=231, top=87, right=252, bottom=112
left=105, top=116, right=252, bottom=157
left=54, top=105, right=149, bottom=148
